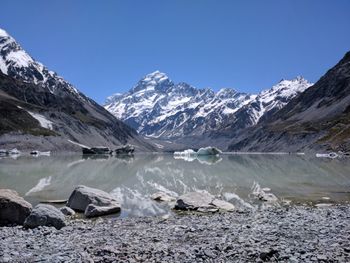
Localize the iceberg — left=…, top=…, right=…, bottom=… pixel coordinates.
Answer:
left=173, top=149, right=197, bottom=157
left=173, top=147, right=222, bottom=165
left=316, top=152, right=338, bottom=159
left=174, top=147, right=222, bottom=157
left=197, top=146, right=222, bottom=156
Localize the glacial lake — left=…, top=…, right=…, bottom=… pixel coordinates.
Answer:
left=0, top=153, right=350, bottom=218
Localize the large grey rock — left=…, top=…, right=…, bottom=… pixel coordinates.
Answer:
left=211, top=199, right=235, bottom=212
left=0, top=189, right=32, bottom=226
left=67, top=185, right=121, bottom=217
left=175, top=192, right=216, bottom=211
left=175, top=191, right=235, bottom=212
left=24, top=204, right=66, bottom=229
left=85, top=204, right=121, bottom=218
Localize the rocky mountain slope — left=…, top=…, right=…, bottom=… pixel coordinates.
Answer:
left=0, top=28, right=153, bottom=151
left=105, top=71, right=312, bottom=146
left=228, top=51, right=350, bottom=152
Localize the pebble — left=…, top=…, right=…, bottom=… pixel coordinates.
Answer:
left=0, top=205, right=349, bottom=262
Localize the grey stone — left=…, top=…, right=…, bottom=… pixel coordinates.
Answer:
left=151, top=192, right=176, bottom=202
left=67, top=185, right=121, bottom=217
left=24, top=204, right=66, bottom=229
left=175, top=191, right=235, bottom=212
left=0, top=189, right=32, bottom=226
left=211, top=199, right=235, bottom=212
left=85, top=204, right=121, bottom=218
left=317, top=255, right=327, bottom=261
left=174, top=192, right=216, bottom=211
left=60, top=206, right=75, bottom=216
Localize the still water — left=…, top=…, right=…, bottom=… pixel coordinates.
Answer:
left=0, top=153, right=350, bottom=217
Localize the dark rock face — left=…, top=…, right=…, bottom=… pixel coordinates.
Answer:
left=228, top=51, right=350, bottom=152
left=0, top=28, right=153, bottom=152
left=0, top=189, right=32, bottom=226
left=24, top=204, right=66, bottom=230
left=67, top=185, right=121, bottom=217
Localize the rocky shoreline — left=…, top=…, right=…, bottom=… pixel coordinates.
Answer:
left=1, top=205, right=349, bottom=262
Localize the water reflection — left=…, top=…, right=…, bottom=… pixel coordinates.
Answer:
left=0, top=154, right=349, bottom=217
left=174, top=154, right=222, bottom=165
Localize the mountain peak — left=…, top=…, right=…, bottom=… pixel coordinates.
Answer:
left=142, top=70, right=169, bottom=83
left=0, top=28, right=10, bottom=38
left=131, top=70, right=172, bottom=93
left=0, top=28, right=81, bottom=96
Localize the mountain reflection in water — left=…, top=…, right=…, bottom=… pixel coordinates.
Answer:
left=0, top=154, right=349, bottom=217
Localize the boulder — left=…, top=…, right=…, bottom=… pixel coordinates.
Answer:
left=67, top=185, right=121, bottom=217
left=175, top=192, right=217, bottom=212
left=85, top=204, right=121, bottom=218
left=60, top=206, right=76, bottom=216
left=174, top=191, right=235, bottom=212
left=151, top=192, right=176, bottom=202
left=211, top=199, right=235, bottom=212
left=0, top=189, right=32, bottom=226
left=24, top=204, right=66, bottom=229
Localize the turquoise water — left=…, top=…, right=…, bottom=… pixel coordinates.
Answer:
left=0, top=153, right=350, bottom=217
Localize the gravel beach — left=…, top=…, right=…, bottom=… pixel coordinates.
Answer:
left=1, top=205, right=350, bottom=262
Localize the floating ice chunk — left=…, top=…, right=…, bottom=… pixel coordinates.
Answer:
left=197, top=147, right=222, bottom=156
left=30, top=151, right=51, bottom=156
left=174, top=147, right=222, bottom=165
left=9, top=148, right=20, bottom=155
left=316, top=152, right=338, bottom=159
left=174, top=149, right=197, bottom=157
left=174, top=147, right=222, bottom=157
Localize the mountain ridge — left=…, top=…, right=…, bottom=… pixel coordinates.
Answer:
left=227, top=51, right=350, bottom=152
left=105, top=71, right=312, bottom=145
left=0, top=28, right=154, bottom=152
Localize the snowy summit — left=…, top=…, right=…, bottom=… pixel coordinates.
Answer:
left=105, top=72, right=313, bottom=139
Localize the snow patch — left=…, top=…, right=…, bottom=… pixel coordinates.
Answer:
left=6, top=50, right=32, bottom=68
left=0, top=28, right=9, bottom=37
left=27, top=111, right=53, bottom=130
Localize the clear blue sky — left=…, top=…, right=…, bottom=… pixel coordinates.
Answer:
left=1, top=0, right=349, bottom=103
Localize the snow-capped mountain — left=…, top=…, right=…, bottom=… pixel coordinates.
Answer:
left=0, top=28, right=83, bottom=98
left=105, top=71, right=312, bottom=140
left=0, top=28, right=153, bottom=151
left=217, top=76, right=312, bottom=133
left=227, top=51, right=350, bottom=152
